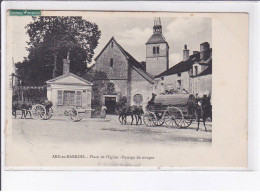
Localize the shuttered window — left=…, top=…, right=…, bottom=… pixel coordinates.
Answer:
left=57, top=90, right=63, bottom=105
left=76, top=91, right=82, bottom=106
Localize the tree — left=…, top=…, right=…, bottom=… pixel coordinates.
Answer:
left=83, top=69, right=108, bottom=116
left=16, top=16, right=101, bottom=85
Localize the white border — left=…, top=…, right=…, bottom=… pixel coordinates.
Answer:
left=1, top=0, right=260, bottom=190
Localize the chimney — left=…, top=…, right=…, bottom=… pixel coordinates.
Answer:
left=200, top=42, right=210, bottom=60
left=63, top=52, right=70, bottom=75
left=183, top=44, right=190, bottom=61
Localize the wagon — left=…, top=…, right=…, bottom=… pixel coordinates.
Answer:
left=64, top=106, right=91, bottom=122
left=31, top=104, right=53, bottom=120
left=143, top=94, right=197, bottom=128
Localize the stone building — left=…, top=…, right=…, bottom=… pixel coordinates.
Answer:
left=46, top=57, right=93, bottom=116
left=90, top=37, right=154, bottom=113
left=154, top=42, right=212, bottom=97
left=146, top=17, right=169, bottom=76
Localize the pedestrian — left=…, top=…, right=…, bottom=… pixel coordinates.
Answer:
left=100, top=104, right=107, bottom=119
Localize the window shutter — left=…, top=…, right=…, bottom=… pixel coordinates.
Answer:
left=76, top=91, right=82, bottom=106
left=57, top=90, right=63, bottom=105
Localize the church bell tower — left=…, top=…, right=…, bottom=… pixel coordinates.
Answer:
left=146, top=17, right=169, bottom=76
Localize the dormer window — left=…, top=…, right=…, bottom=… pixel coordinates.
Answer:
left=110, top=58, right=113, bottom=67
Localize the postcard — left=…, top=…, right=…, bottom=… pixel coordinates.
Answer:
left=4, top=11, right=248, bottom=169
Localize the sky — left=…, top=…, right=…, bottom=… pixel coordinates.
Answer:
left=11, top=15, right=211, bottom=68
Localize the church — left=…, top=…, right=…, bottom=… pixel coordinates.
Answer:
left=89, top=17, right=212, bottom=113
left=89, top=18, right=169, bottom=113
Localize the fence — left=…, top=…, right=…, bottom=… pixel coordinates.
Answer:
left=13, top=85, right=47, bottom=104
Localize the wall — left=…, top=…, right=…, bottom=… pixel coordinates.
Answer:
left=191, top=74, right=212, bottom=97
left=47, top=84, right=92, bottom=116
left=93, top=40, right=129, bottom=80
left=155, top=71, right=191, bottom=94
left=130, top=67, right=154, bottom=107
left=146, top=43, right=169, bottom=76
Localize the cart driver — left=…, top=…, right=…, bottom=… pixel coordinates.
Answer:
left=40, top=97, right=53, bottom=115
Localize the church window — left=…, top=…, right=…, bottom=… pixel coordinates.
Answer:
left=110, top=58, right=113, bottom=67
left=153, top=47, right=156, bottom=54
left=107, top=82, right=115, bottom=93
left=133, top=94, right=143, bottom=105
left=157, top=46, right=160, bottom=54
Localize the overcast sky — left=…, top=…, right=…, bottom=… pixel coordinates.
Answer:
left=12, top=16, right=211, bottom=68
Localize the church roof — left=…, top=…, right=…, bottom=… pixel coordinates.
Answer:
left=94, top=37, right=154, bottom=84
left=146, top=33, right=167, bottom=45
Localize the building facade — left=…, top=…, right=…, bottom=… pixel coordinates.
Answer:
left=90, top=37, right=154, bottom=113
left=155, top=42, right=212, bottom=97
left=46, top=58, right=93, bottom=117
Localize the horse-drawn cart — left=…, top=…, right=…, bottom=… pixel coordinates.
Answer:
left=143, top=94, right=197, bottom=128
left=31, top=104, right=53, bottom=120
left=64, top=106, right=92, bottom=122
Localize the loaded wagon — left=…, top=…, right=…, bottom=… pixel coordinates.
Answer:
left=143, top=94, right=197, bottom=128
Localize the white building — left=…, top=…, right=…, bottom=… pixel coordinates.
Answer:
left=46, top=58, right=93, bottom=117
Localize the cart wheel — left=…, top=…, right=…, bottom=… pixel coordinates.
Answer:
left=154, top=112, right=165, bottom=126
left=32, top=104, right=46, bottom=120
left=164, top=107, right=183, bottom=128
left=43, top=108, right=53, bottom=120
left=143, top=112, right=156, bottom=127
left=68, top=107, right=82, bottom=122
left=180, top=117, right=193, bottom=128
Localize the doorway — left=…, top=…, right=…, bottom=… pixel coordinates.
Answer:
left=105, top=96, right=116, bottom=114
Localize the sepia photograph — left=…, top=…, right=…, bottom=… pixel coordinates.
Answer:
left=4, top=11, right=247, bottom=168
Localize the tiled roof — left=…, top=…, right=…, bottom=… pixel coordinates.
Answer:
left=155, top=48, right=212, bottom=78
left=46, top=73, right=93, bottom=85
left=146, top=34, right=167, bottom=44
left=155, top=53, right=200, bottom=78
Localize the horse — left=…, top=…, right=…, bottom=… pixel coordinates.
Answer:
left=118, top=105, right=144, bottom=125
left=118, top=106, right=134, bottom=125
left=132, top=105, right=144, bottom=125
left=196, top=95, right=212, bottom=132
left=12, top=100, right=32, bottom=119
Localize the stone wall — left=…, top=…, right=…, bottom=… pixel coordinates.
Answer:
left=130, top=67, right=154, bottom=107
left=155, top=71, right=191, bottom=94
left=93, top=40, right=128, bottom=79
left=146, top=43, right=169, bottom=76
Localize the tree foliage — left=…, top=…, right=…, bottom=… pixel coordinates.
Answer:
left=83, top=69, right=108, bottom=111
left=16, top=16, right=101, bottom=85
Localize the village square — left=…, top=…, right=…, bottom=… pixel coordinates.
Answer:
left=10, top=16, right=212, bottom=149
